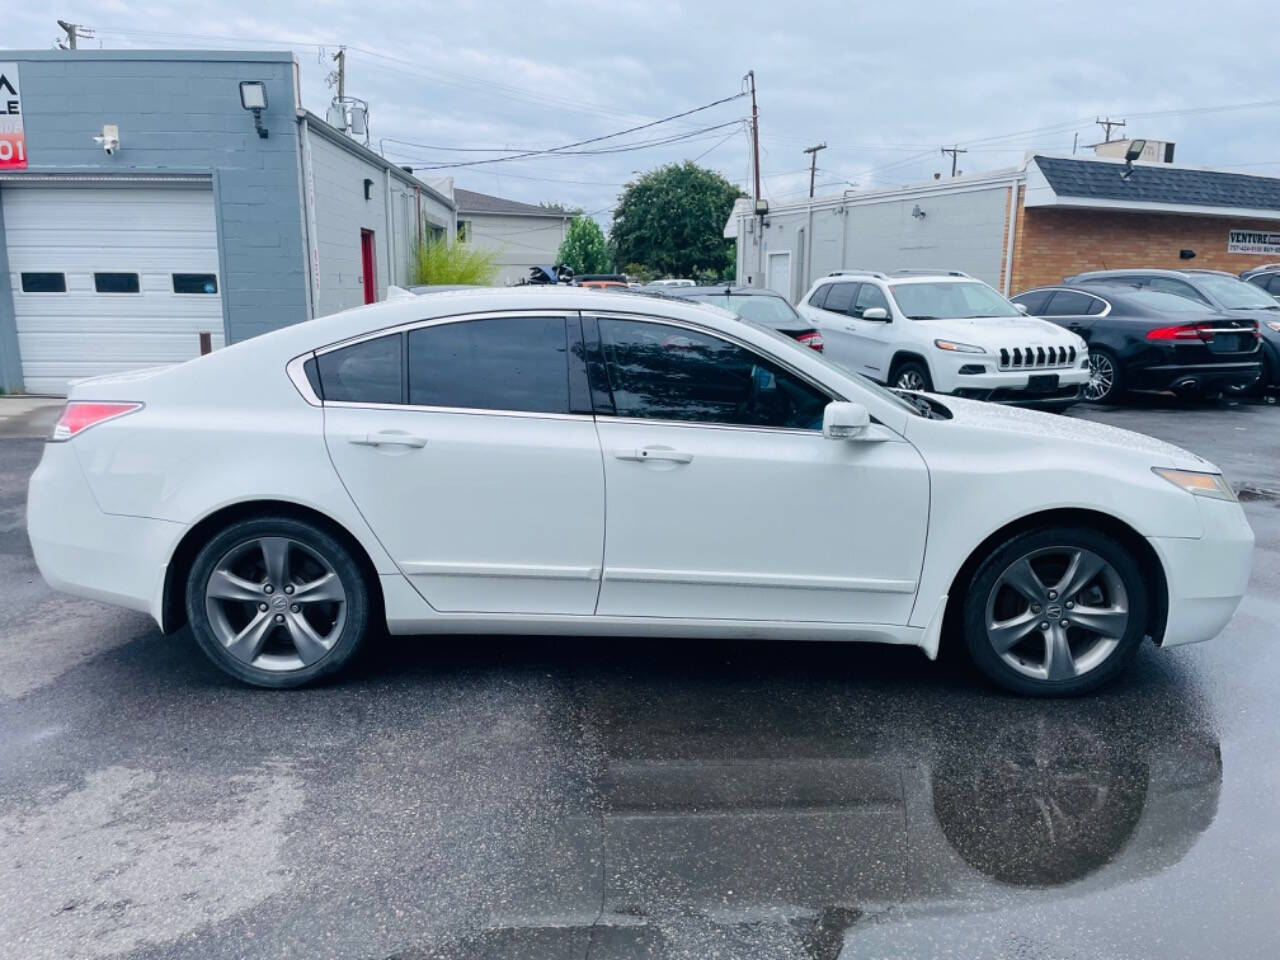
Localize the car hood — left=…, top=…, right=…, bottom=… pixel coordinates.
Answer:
left=924, top=395, right=1212, bottom=470
left=921, top=316, right=1084, bottom=348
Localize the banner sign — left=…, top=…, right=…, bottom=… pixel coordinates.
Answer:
left=1227, top=229, right=1280, bottom=256
left=0, top=62, right=26, bottom=170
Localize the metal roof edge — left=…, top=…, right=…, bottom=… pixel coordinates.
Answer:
left=300, top=111, right=454, bottom=209
left=0, top=49, right=296, bottom=63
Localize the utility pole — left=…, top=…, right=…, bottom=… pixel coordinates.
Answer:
left=1095, top=116, right=1125, bottom=143
left=941, top=145, right=967, bottom=178
left=56, top=20, right=93, bottom=49
left=332, top=47, right=346, bottom=101
left=746, top=70, right=761, bottom=203
left=804, top=142, right=826, bottom=198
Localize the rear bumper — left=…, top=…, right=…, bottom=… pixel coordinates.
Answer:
left=27, top=441, right=180, bottom=627
left=1128, top=359, right=1262, bottom=395
left=1148, top=497, right=1254, bottom=648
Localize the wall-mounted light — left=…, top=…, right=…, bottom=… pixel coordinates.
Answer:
left=1179, top=248, right=1197, bottom=260
left=239, top=81, right=269, bottom=139
left=754, top=198, right=769, bottom=216
left=363, top=178, right=374, bottom=201
left=911, top=204, right=926, bottom=219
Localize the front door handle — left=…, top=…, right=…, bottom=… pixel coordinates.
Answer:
left=349, top=432, right=428, bottom=448
left=614, top=447, right=694, bottom=464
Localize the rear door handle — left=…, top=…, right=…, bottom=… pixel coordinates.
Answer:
left=349, top=432, right=427, bottom=448
left=614, top=447, right=693, bottom=464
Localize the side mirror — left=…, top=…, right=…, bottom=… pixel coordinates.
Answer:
left=862, top=307, right=890, bottom=321
left=1014, top=302, right=1029, bottom=315
left=823, top=401, right=870, bottom=440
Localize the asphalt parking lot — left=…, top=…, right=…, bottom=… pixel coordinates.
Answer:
left=0, top=396, right=1276, bottom=960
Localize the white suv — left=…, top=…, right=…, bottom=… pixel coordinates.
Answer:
left=796, top=270, right=1091, bottom=407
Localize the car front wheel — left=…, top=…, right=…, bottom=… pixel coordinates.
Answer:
left=186, top=516, right=370, bottom=688
left=891, top=359, right=933, bottom=392
left=962, top=527, right=1149, bottom=697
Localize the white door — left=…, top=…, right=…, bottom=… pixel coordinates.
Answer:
left=320, top=315, right=606, bottom=615
left=3, top=183, right=223, bottom=394
left=767, top=251, right=791, bottom=298
left=841, top=282, right=896, bottom=380
left=591, top=315, right=929, bottom=623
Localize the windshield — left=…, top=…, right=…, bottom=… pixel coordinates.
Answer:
left=745, top=322, right=924, bottom=417
left=889, top=281, right=1022, bottom=320
left=690, top=293, right=802, bottom=327
left=1194, top=274, right=1280, bottom=310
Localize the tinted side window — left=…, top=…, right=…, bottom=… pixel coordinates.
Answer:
left=1086, top=295, right=1107, bottom=315
left=597, top=318, right=829, bottom=430
left=408, top=316, right=570, bottom=414
left=317, top=334, right=403, bottom=405
left=1265, top=275, right=1280, bottom=295
left=1011, top=290, right=1051, bottom=315
left=808, top=284, right=831, bottom=308
left=852, top=283, right=890, bottom=317
left=20, top=272, right=66, bottom=293
left=822, top=282, right=857, bottom=315
left=1042, top=290, right=1098, bottom=316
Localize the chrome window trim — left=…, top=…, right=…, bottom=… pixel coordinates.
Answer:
left=286, top=353, right=321, bottom=406
left=1016, top=287, right=1112, bottom=318
left=313, top=308, right=574, bottom=357
left=323, top=400, right=594, bottom=423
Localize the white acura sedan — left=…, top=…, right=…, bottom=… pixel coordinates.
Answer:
left=27, top=288, right=1253, bottom=696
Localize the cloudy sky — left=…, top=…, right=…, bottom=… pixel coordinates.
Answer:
left=9, top=1, right=1279, bottom=223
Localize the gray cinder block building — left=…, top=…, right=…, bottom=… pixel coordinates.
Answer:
left=0, top=49, right=455, bottom=394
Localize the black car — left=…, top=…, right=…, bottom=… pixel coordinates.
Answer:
left=1011, top=284, right=1262, bottom=403
left=1241, top=263, right=1280, bottom=300
left=667, top=286, right=824, bottom=352
left=1064, top=268, right=1280, bottom=396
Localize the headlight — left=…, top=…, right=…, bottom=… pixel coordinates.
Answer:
left=1265, top=320, right=1280, bottom=333
left=1152, top=468, right=1238, bottom=501
left=934, top=339, right=986, bottom=354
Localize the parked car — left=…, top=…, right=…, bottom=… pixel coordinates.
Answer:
left=667, top=285, right=825, bottom=351
left=1011, top=284, right=1263, bottom=403
left=28, top=288, right=1252, bottom=697
left=796, top=270, right=1090, bottom=409
left=1066, top=268, right=1280, bottom=396
left=643, top=278, right=696, bottom=288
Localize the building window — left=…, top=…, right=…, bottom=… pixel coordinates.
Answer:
left=172, top=273, right=219, bottom=295
left=456, top=220, right=471, bottom=242
left=20, top=272, right=66, bottom=293
left=94, top=272, right=140, bottom=294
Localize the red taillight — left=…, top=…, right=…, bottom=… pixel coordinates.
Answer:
left=795, top=331, right=825, bottom=352
left=1146, top=323, right=1211, bottom=342
left=51, top=401, right=142, bottom=441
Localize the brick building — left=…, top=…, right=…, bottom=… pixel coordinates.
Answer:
left=728, top=153, right=1280, bottom=304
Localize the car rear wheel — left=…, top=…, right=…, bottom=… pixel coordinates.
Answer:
left=1082, top=350, right=1122, bottom=403
left=186, top=516, right=369, bottom=688
left=962, top=527, right=1149, bottom=697
left=891, top=359, right=933, bottom=392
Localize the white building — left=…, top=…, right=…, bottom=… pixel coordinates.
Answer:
left=454, top=188, right=574, bottom=285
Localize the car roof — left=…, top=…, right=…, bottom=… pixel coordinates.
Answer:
left=815, top=272, right=978, bottom=286
left=1068, top=268, right=1198, bottom=281
left=675, top=285, right=783, bottom=297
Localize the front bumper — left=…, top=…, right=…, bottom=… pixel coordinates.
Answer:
left=936, top=355, right=1090, bottom=402
left=27, top=441, right=182, bottom=627
left=1148, top=496, right=1254, bottom=647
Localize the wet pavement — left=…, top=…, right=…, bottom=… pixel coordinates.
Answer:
left=0, top=397, right=1276, bottom=960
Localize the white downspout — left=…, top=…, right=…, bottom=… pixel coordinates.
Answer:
left=384, top=168, right=396, bottom=289
left=1003, top=176, right=1020, bottom=295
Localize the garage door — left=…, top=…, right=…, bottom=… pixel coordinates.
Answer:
left=3, top=184, right=223, bottom=395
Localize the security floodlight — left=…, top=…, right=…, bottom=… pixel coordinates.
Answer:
left=754, top=198, right=769, bottom=216
left=1124, top=139, right=1147, bottom=163
left=239, top=81, right=269, bottom=139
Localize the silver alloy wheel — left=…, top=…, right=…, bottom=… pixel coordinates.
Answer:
left=983, top=546, right=1129, bottom=682
left=204, top=536, right=347, bottom=672
left=896, top=368, right=927, bottom=391
left=1083, top=354, right=1115, bottom=401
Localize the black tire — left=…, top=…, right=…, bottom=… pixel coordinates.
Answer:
left=961, top=526, right=1149, bottom=697
left=890, top=358, right=934, bottom=392
left=186, top=515, right=370, bottom=688
left=1082, top=349, right=1123, bottom=403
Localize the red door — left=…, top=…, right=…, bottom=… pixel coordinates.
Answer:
left=360, top=229, right=377, bottom=304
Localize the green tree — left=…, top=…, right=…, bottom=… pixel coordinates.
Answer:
left=556, top=216, right=612, bottom=274
left=610, top=162, right=745, bottom=279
